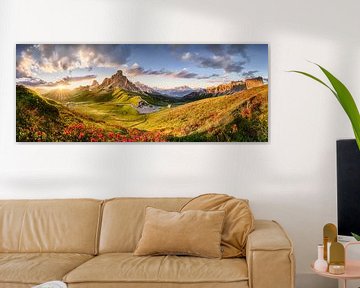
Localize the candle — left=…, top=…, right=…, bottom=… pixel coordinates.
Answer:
left=328, top=264, right=345, bottom=275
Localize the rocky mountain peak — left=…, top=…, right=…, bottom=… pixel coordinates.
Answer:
left=98, top=69, right=140, bottom=92
left=91, top=80, right=99, bottom=87
left=113, top=70, right=124, bottom=79
left=206, top=80, right=246, bottom=95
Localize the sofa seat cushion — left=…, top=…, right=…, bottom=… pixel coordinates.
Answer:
left=0, top=253, right=93, bottom=285
left=64, top=253, right=248, bottom=285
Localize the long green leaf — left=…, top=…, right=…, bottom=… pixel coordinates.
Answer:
left=317, top=65, right=358, bottom=116
left=289, top=70, right=337, bottom=99
left=290, top=65, right=360, bottom=150
left=316, top=64, right=360, bottom=150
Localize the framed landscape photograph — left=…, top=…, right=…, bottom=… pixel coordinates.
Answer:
left=16, top=44, right=268, bottom=142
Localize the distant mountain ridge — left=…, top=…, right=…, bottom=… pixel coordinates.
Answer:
left=43, top=69, right=265, bottom=104
left=134, top=81, right=159, bottom=94
left=134, top=77, right=264, bottom=98
left=153, top=86, right=203, bottom=98
left=71, top=69, right=265, bottom=98
left=87, top=70, right=197, bottom=97
left=205, top=81, right=246, bottom=95
left=183, top=77, right=265, bottom=101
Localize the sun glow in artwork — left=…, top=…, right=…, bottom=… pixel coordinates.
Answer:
left=16, top=44, right=268, bottom=142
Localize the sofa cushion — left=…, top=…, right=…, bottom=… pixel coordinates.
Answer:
left=0, top=253, right=93, bottom=285
left=0, top=199, right=103, bottom=254
left=181, top=194, right=254, bottom=258
left=63, top=253, right=248, bottom=285
left=134, top=207, right=225, bottom=258
left=99, top=198, right=190, bottom=253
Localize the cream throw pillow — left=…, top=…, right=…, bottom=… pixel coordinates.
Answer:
left=134, top=207, right=225, bottom=258
left=181, top=194, right=255, bottom=258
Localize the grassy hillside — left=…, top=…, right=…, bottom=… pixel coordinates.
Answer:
left=16, top=86, right=165, bottom=142
left=46, top=87, right=181, bottom=106
left=64, top=88, right=147, bottom=127
left=17, top=85, right=268, bottom=142
left=137, top=85, right=268, bottom=142
left=17, top=85, right=84, bottom=141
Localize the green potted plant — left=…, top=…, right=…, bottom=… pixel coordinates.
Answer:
left=290, top=63, right=360, bottom=241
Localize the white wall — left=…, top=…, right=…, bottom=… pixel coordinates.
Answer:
left=1, top=0, right=359, bottom=287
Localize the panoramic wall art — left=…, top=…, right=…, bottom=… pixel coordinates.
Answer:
left=16, top=44, right=268, bottom=142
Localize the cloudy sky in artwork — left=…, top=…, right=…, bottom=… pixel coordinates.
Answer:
left=16, top=44, right=268, bottom=89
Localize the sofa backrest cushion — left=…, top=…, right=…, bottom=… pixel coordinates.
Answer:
left=181, top=194, right=254, bottom=258
left=99, top=198, right=189, bottom=253
left=0, top=199, right=102, bottom=254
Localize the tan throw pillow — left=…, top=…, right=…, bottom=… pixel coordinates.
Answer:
left=134, top=207, right=225, bottom=258
left=181, top=194, right=254, bottom=258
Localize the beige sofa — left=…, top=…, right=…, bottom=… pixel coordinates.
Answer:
left=0, top=198, right=295, bottom=288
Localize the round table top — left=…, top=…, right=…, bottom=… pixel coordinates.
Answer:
left=311, top=261, right=360, bottom=280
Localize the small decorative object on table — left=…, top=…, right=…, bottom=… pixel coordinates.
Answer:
left=312, top=224, right=360, bottom=288
left=329, top=242, right=345, bottom=274
left=323, top=223, right=337, bottom=263
left=320, top=223, right=345, bottom=274
left=314, top=244, right=328, bottom=272
left=32, top=281, right=67, bottom=288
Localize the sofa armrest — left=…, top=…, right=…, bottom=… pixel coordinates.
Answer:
left=246, top=220, right=295, bottom=288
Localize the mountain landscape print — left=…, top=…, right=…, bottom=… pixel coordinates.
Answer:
left=16, top=44, right=268, bottom=142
